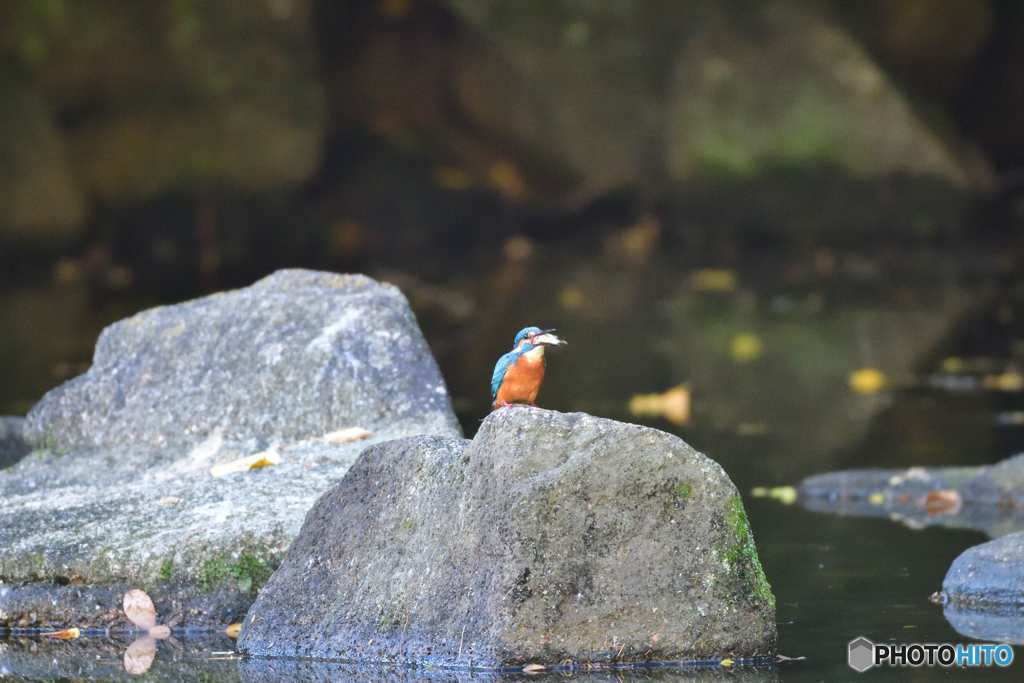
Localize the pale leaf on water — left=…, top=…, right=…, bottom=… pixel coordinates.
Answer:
left=522, top=663, right=546, bottom=673
left=123, top=589, right=157, bottom=630
left=210, top=448, right=282, bottom=477
left=124, top=637, right=157, bottom=675
left=321, top=427, right=373, bottom=444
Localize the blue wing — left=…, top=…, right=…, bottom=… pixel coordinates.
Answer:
left=491, top=348, right=524, bottom=402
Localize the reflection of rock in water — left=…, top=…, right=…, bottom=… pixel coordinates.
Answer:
left=237, top=657, right=780, bottom=682
left=0, top=633, right=239, bottom=682
left=944, top=603, right=1024, bottom=646
left=797, top=455, right=1024, bottom=537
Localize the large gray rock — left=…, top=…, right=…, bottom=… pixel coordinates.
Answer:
left=239, top=408, right=776, bottom=668
left=1, top=270, right=461, bottom=627
left=25, top=269, right=459, bottom=451
left=943, top=533, right=1024, bottom=608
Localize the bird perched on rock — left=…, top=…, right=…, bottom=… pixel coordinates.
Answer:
left=491, top=326, right=567, bottom=409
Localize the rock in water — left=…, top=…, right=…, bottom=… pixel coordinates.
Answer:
left=0, top=270, right=460, bottom=627
left=25, top=269, right=459, bottom=451
left=943, top=533, right=1024, bottom=607
left=238, top=408, right=776, bottom=667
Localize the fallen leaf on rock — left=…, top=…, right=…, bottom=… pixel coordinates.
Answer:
left=123, top=589, right=157, bottom=629
left=210, top=448, right=281, bottom=477
left=321, top=427, right=373, bottom=444
left=225, top=622, right=243, bottom=639
left=924, top=490, right=962, bottom=516
left=124, top=636, right=157, bottom=675
left=40, top=627, right=80, bottom=639
left=849, top=368, right=887, bottom=394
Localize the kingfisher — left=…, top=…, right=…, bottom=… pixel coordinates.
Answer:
left=491, top=326, right=567, bottom=409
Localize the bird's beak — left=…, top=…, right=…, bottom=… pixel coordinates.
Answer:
left=534, top=330, right=567, bottom=346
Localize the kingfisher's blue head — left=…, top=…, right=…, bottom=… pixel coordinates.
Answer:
left=512, top=326, right=567, bottom=349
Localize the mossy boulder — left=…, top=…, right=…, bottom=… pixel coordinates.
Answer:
left=239, top=408, right=776, bottom=667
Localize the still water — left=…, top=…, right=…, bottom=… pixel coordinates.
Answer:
left=2, top=243, right=1023, bottom=681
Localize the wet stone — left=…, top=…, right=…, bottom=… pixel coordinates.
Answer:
left=238, top=408, right=776, bottom=668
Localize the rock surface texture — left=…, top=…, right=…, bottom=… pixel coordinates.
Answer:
left=0, top=416, right=29, bottom=469
left=0, top=270, right=460, bottom=627
left=238, top=408, right=776, bottom=668
left=943, top=532, right=1024, bottom=607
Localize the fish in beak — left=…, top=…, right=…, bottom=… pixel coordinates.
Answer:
left=533, top=329, right=567, bottom=346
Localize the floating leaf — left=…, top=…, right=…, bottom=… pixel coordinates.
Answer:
left=40, top=627, right=80, bottom=639
left=982, top=371, right=1024, bottom=392
left=123, top=589, right=157, bottom=630
left=924, top=490, right=962, bottom=517
left=321, top=427, right=373, bottom=445
left=123, top=636, right=157, bottom=675
left=690, top=268, right=737, bottom=293
left=522, top=663, right=546, bottom=673
left=720, top=658, right=734, bottom=668
left=225, top=622, right=243, bottom=639
left=867, top=492, right=886, bottom=505
left=750, top=486, right=797, bottom=504
left=730, top=333, right=762, bottom=363
left=849, top=368, right=887, bottom=394
left=210, top=448, right=282, bottom=477
left=629, top=385, right=690, bottom=426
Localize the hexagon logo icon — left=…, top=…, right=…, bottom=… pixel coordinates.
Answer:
left=848, top=636, right=875, bottom=672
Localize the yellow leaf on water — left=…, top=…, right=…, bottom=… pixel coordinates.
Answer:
left=690, top=268, right=737, bottom=293
left=210, top=448, right=282, bottom=477
left=40, top=627, right=80, bottom=639
left=629, top=385, right=690, bottom=426
left=225, top=622, right=243, bottom=639
left=123, top=589, right=157, bottom=630
left=849, top=368, right=887, bottom=394
left=868, top=492, right=886, bottom=505
left=730, top=333, right=762, bottom=363
left=749, top=486, right=797, bottom=504
left=720, top=658, right=735, bottom=668
left=941, top=357, right=964, bottom=373
left=321, top=427, right=373, bottom=444
left=982, top=371, right=1024, bottom=392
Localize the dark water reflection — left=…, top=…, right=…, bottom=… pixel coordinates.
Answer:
left=3, top=242, right=1024, bottom=680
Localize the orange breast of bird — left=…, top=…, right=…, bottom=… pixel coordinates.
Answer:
left=496, top=347, right=546, bottom=405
